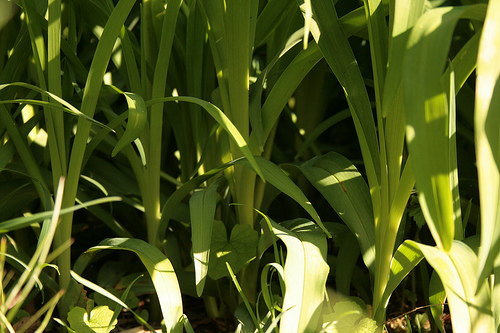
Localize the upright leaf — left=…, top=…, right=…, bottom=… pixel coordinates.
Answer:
left=403, top=5, right=486, bottom=251
left=475, top=0, right=500, bottom=288
left=271, top=219, right=329, bottom=333
left=410, top=240, right=495, bottom=332
left=190, top=180, right=219, bottom=296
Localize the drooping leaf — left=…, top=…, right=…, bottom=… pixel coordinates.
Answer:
left=307, top=0, right=381, bottom=195
left=296, top=152, right=375, bottom=274
left=111, top=92, right=147, bottom=158
left=158, top=156, right=328, bottom=242
left=71, top=238, right=183, bottom=333
left=146, top=96, right=264, bottom=181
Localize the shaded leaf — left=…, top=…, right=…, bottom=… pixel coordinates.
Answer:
left=208, top=221, right=259, bottom=281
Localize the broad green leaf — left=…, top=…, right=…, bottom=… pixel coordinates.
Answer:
left=271, top=219, right=329, bottom=333
left=374, top=240, right=423, bottom=321
left=111, top=92, right=147, bottom=157
left=208, top=221, right=259, bottom=281
left=67, top=306, right=117, bottom=333
left=190, top=180, right=219, bottom=296
left=72, top=238, right=183, bottom=333
left=403, top=5, right=487, bottom=251
left=322, top=299, right=377, bottom=333
left=297, top=152, right=375, bottom=274
left=475, top=0, right=500, bottom=286
left=409, top=240, right=495, bottom=332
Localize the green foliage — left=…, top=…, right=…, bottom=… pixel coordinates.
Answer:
left=1, top=0, right=500, bottom=332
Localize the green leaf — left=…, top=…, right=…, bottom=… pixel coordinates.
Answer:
left=297, top=152, right=375, bottom=274
left=72, top=238, right=183, bottom=333
left=0, top=196, right=121, bottom=233
left=428, top=272, right=446, bottom=333
left=146, top=96, right=264, bottom=181
left=409, top=240, right=495, bottom=331
left=475, top=0, right=500, bottom=287
left=67, top=306, right=117, bottom=333
left=111, top=91, right=147, bottom=158
left=270, top=219, right=329, bottom=333
left=238, top=156, right=330, bottom=237
left=158, top=156, right=328, bottom=243
left=208, top=221, right=259, bottom=281
left=0, top=82, right=113, bottom=131
left=382, top=0, right=425, bottom=117
left=190, top=180, right=219, bottom=296
left=403, top=4, right=487, bottom=251
left=307, top=0, right=381, bottom=195
left=322, top=299, right=377, bottom=333
left=374, top=240, right=423, bottom=320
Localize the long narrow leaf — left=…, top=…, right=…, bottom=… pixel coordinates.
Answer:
left=475, top=0, right=500, bottom=286
left=403, top=5, right=487, bottom=251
